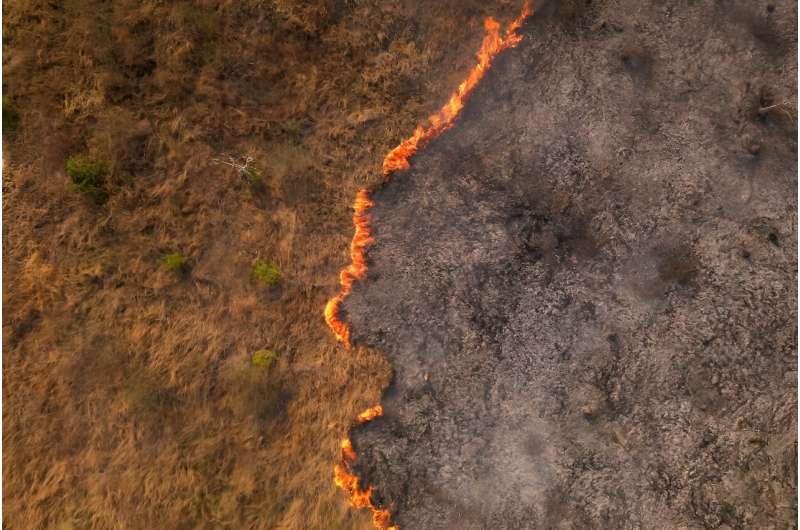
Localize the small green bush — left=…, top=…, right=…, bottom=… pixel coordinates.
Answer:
left=163, top=253, right=188, bottom=275
left=243, top=166, right=264, bottom=186
left=66, top=153, right=108, bottom=202
left=3, top=97, right=20, bottom=135
left=252, top=349, right=278, bottom=369
left=284, top=119, right=302, bottom=135
left=252, top=260, right=281, bottom=286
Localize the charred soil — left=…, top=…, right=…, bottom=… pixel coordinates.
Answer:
left=344, top=1, right=798, bottom=528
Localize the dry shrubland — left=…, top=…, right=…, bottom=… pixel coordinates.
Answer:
left=2, top=0, right=520, bottom=528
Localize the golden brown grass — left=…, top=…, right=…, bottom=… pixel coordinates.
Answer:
left=3, top=0, right=520, bottom=528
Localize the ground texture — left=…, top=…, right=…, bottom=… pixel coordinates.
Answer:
left=2, top=1, right=531, bottom=528
left=345, top=1, right=798, bottom=528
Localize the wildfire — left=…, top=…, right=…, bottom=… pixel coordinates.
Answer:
left=324, top=189, right=374, bottom=346
left=334, top=406, right=397, bottom=529
left=327, top=3, right=532, bottom=528
left=356, top=405, right=383, bottom=423
left=341, top=438, right=358, bottom=461
left=325, top=3, right=531, bottom=349
left=382, top=2, right=531, bottom=175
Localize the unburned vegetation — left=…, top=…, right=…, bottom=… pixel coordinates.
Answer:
left=2, top=0, right=523, bottom=528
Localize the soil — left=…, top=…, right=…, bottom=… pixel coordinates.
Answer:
left=344, top=1, right=798, bottom=528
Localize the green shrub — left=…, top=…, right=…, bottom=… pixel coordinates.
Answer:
left=66, top=153, right=108, bottom=203
left=252, top=260, right=281, bottom=286
left=284, top=119, right=302, bottom=135
left=243, top=166, right=264, bottom=186
left=163, top=253, right=188, bottom=275
left=252, top=349, right=278, bottom=369
left=246, top=168, right=271, bottom=208
left=3, top=97, right=20, bottom=135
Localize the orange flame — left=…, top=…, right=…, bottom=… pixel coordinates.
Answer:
left=382, top=3, right=531, bottom=175
left=324, top=189, right=374, bottom=346
left=356, top=405, right=383, bottom=423
left=325, top=4, right=531, bottom=347
left=327, top=3, right=532, bottom=528
left=341, top=438, right=357, bottom=461
left=335, top=407, right=397, bottom=529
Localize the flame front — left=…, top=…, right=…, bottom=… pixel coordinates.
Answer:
left=382, top=3, right=531, bottom=176
left=356, top=405, right=383, bottom=423
left=325, top=189, right=374, bottom=346
left=334, top=407, right=397, bottom=529
left=327, top=3, right=532, bottom=528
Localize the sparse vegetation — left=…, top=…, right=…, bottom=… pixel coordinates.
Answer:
left=284, top=118, right=302, bottom=135
left=754, top=87, right=797, bottom=126
left=3, top=97, right=20, bottom=136
left=66, top=153, right=108, bottom=203
left=213, top=154, right=265, bottom=186
left=252, top=259, right=281, bottom=286
left=3, top=1, right=518, bottom=528
left=244, top=167, right=264, bottom=185
left=163, top=252, right=188, bottom=275
left=252, top=348, right=278, bottom=369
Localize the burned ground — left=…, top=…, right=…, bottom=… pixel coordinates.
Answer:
left=344, top=1, right=797, bottom=528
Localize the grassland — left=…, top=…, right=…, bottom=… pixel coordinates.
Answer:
left=2, top=0, right=520, bottom=528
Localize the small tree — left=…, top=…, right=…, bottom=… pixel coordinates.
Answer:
left=212, top=154, right=264, bottom=185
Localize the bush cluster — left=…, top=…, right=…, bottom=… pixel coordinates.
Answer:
left=252, top=260, right=281, bottom=286
left=66, top=153, right=108, bottom=203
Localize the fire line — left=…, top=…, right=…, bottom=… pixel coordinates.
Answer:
left=326, top=3, right=532, bottom=528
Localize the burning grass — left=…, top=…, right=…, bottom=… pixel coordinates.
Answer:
left=324, top=2, right=533, bottom=527
left=381, top=3, right=531, bottom=176
left=3, top=0, right=530, bottom=528
left=334, top=406, right=397, bottom=530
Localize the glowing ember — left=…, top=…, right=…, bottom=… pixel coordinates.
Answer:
left=341, top=438, right=357, bottom=461
left=356, top=405, right=383, bottom=424
left=327, top=3, right=532, bottom=528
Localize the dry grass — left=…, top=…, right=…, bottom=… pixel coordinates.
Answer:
left=3, top=0, right=520, bottom=528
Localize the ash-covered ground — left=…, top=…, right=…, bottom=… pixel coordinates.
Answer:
left=343, top=1, right=797, bottom=528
